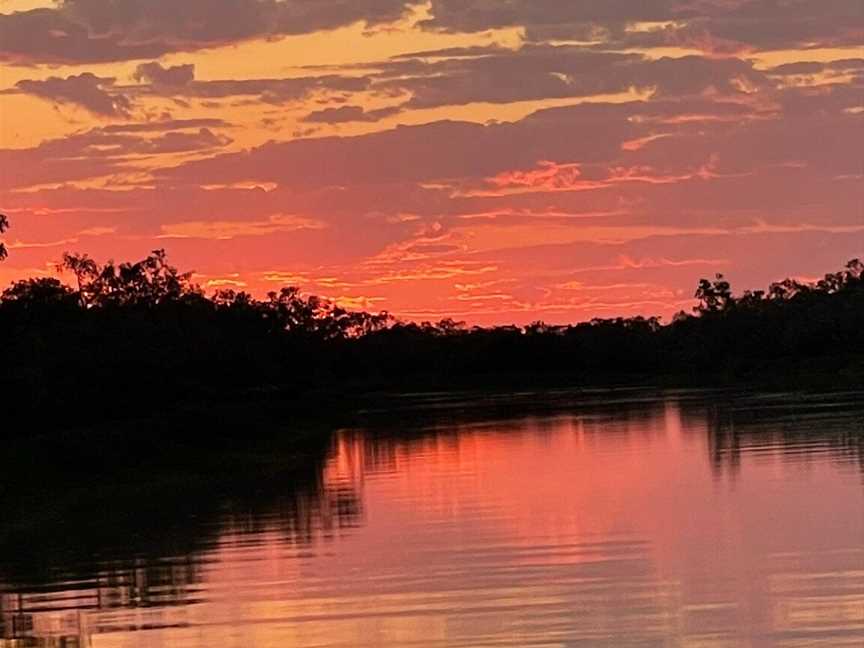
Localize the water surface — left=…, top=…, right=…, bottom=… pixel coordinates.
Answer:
left=2, top=389, right=863, bottom=647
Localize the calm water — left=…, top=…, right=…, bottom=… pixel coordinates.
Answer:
left=1, top=389, right=863, bottom=647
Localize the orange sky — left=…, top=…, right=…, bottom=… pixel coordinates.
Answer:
left=1, top=0, right=862, bottom=324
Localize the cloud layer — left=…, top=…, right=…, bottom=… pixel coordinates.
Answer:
left=0, top=0, right=418, bottom=63
left=0, top=0, right=861, bottom=323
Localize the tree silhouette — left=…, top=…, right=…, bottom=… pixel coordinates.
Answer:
left=0, top=213, right=8, bottom=261
left=59, top=249, right=200, bottom=308
left=59, top=252, right=99, bottom=307
left=694, top=273, right=733, bottom=313
left=1, top=249, right=862, bottom=426
left=2, top=278, right=75, bottom=306
left=768, top=277, right=809, bottom=301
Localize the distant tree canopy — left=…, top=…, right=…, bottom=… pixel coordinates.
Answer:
left=1, top=248, right=862, bottom=425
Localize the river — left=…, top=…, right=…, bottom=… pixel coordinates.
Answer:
left=1, top=388, right=862, bottom=647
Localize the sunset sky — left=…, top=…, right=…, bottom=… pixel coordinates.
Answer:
left=1, top=0, right=861, bottom=324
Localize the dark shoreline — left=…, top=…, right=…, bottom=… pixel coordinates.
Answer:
left=9, top=348, right=864, bottom=430
left=5, top=352, right=862, bottom=494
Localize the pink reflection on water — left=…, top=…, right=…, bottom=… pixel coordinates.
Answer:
left=2, top=394, right=863, bottom=647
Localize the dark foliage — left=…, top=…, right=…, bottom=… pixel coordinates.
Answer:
left=1, top=240, right=862, bottom=425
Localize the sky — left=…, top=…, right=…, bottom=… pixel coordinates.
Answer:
left=0, top=0, right=862, bottom=324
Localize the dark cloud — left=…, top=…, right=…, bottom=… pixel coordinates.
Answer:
left=370, top=46, right=769, bottom=108
left=1, top=0, right=859, bottom=65
left=765, top=58, right=864, bottom=76
left=680, top=0, right=864, bottom=51
left=157, top=100, right=682, bottom=189
left=302, top=104, right=403, bottom=123
left=0, top=0, right=419, bottom=64
left=421, top=0, right=864, bottom=51
left=421, top=0, right=677, bottom=34
left=149, top=82, right=861, bottom=232
left=15, top=72, right=132, bottom=117
left=0, top=122, right=233, bottom=191
left=175, top=74, right=369, bottom=103
left=100, top=118, right=232, bottom=134
left=125, top=62, right=371, bottom=103
left=6, top=62, right=373, bottom=118
left=136, top=128, right=232, bottom=154
left=390, top=45, right=515, bottom=60
left=9, top=46, right=768, bottom=118
left=133, top=61, right=196, bottom=86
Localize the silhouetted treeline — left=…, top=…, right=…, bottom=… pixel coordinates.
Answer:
left=1, top=237, right=862, bottom=424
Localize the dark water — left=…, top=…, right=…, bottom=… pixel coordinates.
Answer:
left=1, top=389, right=863, bottom=647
